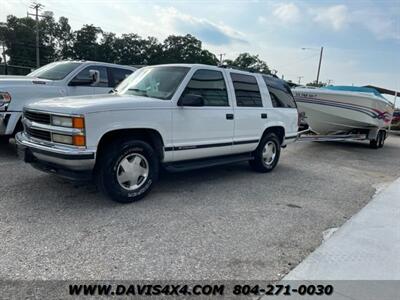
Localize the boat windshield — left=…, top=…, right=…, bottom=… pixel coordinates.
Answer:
left=28, top=62, right=82, bottom=80
left=118, top=66, right=190, bottom=100
left=323, top=85, right=386, bottom=99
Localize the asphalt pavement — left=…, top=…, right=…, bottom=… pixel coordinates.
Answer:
left=1, top=134, right=400, bottom=280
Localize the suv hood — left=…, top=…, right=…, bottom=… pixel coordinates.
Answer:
left=26, top=93, right=168, bottom=114
left=0, top=75, right=52, bottom=86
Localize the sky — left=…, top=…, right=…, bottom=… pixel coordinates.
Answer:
left=1, top=0, right=399, bottom=103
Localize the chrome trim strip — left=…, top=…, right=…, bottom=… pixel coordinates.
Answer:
left=23, top=108, right=84, bottom=118
left=16, top=132, right=94, bottom=157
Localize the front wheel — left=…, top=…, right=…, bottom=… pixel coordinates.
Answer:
left=249, top=133, right=281, bottom=173
left=95, top=139, right=159, bottom=203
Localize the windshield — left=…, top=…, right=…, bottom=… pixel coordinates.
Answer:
left=28, top=62, right=82, bottom=80
left=119, top=66, right=190, bottom=100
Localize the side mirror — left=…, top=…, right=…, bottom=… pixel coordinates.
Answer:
left=69, top=69, right=100, bottom=86
left=89, top=69, right=100, bottom=85
left=178, top=94, right=204, bottom=107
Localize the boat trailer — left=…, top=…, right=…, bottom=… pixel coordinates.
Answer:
left=296, top=128, right=387, bottom=149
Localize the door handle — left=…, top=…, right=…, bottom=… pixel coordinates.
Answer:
left=261, top=113, right=268, bottom=119
left=226, top=113, right=234, bottom=120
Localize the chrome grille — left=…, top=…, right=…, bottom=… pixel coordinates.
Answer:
left=24, top=110, right=51, bottom=124
left=25, top=127, right=51, bottom=141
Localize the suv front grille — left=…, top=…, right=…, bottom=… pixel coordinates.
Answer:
left=24, top=110, right=51, bottom=124
left=26, top=127, right=51, bottom=141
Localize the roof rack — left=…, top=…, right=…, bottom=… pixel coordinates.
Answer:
left=218, top=64, right=253, bottom=72
left=218, top=64, right=278, bottom=78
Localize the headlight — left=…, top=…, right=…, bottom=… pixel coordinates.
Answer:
left=51, top=115, right=85, bottom=129
left=0, top=91, right=11, bottom=103
left=52, top=133, right=86, bottom=146
left=51, top=116, right=72, bottom=127
left=52, top=133, right=73, bottom=145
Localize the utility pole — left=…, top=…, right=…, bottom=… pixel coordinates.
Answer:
left=301, top=46, right=324, bottom=84
left=218, top=53, right=226, bottom=65
left=297, top=76, right=304, bottom=84
left=316, top=46, right=323, bottom=84
left=27, top=2, right=44, bottom=68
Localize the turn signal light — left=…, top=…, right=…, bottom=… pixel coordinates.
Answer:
left=72, top=117, right=85, bottom=129
left=73, top=135, right=86, bottom=146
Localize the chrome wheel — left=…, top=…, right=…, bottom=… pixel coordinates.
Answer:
left=116, top=153, right=149, bottom=191
left=262, top=141, right=276, bottom=166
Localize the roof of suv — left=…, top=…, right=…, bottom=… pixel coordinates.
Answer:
left=147, top=63, right=271, bottom=76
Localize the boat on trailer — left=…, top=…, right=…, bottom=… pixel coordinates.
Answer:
left=292, top=85, right=397, bottom=148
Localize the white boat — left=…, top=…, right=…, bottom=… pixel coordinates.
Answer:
left=292, top=86, right=394, bottom=135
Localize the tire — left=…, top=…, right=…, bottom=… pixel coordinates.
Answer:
left=378, top=131, right=385, bottom=148
left=370, top=131, right=383, bottom=149
left=95, top=139, right=159, bottom=203
left=249, top=132, right=281, bottom=173
left=369, top=138, right=379, bottom=149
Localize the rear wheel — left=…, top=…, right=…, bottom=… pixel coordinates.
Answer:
left=95, top=139, right=159, bottom=203
left=249, top=132, right=281, bottom=172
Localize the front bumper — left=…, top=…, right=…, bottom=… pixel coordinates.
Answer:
left=15, top=132, right=96, bottom=180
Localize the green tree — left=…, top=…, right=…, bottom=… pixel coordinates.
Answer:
left=161, top=34, right=218, bottom=65
left=54, top=16, right=74, bottom=59
left=113, top=33, right=148, bottom=65
left=1, top=16, right=37, bottom=67
left=97, top=32, right=118, bottom=63
left=72, top=24, right=102, bottom=60
left=142, top=36, right=163, bottom=65
left=38, top=11, right=57, bottom=65
left=225, top=53, right=270, bottom=74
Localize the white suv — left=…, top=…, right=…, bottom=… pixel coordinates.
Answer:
left=0, top=60, right=136, bottom=142
left=16, top=64, right=299, bottom=203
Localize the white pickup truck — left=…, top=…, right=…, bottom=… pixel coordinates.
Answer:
left=16, top=64, right=299, bottom=203
left=0, top=60, right=136, bottom=142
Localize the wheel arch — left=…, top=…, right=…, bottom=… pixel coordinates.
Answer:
left=261, top=126, right=285, bottom=145
left=96, top=128, right=165, bottom=161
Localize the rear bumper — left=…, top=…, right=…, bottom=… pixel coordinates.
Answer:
left=15, top=132, right=95, bottom=180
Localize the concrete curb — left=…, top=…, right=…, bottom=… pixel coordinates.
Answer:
left=284, top=177, right=400, bottom=280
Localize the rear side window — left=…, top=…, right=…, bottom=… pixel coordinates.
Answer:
left=181, top=69, right=229, bottom=106
left=263, top=76, right=297, bottom=108
left=230, top=73, right=262, bottom=107
left=110, top=68, right=134, bottom=87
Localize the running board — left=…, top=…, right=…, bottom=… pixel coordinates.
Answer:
left=164, top=153, right=253, bottom=172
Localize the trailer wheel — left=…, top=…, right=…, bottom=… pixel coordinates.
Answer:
left=370, top=130, right=384, bottom=149
left=369, top=138, right=379, bottom=149
left=378, top=131, right=385, bottom=148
